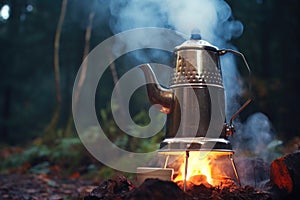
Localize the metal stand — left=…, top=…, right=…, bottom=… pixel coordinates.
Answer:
left=229, top=154, right=241, bottom=186
left=164, top=155, right=170, bottom=169
left=184, top=151, right=189, bottom=192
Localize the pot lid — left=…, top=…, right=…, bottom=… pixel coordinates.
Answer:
left=174, top=31, right=218, bottom=52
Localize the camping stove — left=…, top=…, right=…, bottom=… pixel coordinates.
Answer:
left=139, top=31, right=251, bottom=190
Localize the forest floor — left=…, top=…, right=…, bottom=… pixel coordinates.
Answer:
left=0, top=173, right=97, bottom=200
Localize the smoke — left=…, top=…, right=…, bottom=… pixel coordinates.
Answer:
left=109, top=0, right=243, bottom=42
left=108, top=0, right=244, bottom=114
left=233, top=113, right=282, bottom=161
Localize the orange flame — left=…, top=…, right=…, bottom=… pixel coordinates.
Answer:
left=172, top=151, right=234, bottom=187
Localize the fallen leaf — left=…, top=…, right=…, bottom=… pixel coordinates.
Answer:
left=69, top=172, right=80, bottom=179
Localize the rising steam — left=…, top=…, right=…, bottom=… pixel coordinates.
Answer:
left=109, top=0, right=244, bottom=117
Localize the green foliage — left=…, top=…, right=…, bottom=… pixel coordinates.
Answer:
left=29, top=161, right=51, bottom=174
left=1, top=145, right=51, bottom=170
left=0, top=137, right=87, bottom=175
left=98, top=167, right=116, bottom=179
left=50, top=137, right=84, bottom=170
left=51, top=137, right=82, bottom=161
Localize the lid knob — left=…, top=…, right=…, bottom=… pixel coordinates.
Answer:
left=190, top=28, right=201, bottom=40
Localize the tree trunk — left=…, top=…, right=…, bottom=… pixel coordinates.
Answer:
left=44, top=0, right=68, bottom=142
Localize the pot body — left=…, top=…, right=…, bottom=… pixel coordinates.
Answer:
left=165, top=42, right=225, bottom=140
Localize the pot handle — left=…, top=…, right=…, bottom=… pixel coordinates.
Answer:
left=218, top=49, right=251, bottom=77
left=218, top=49, right=253, bottom=135
left=218, top=49, right=252, bottom=96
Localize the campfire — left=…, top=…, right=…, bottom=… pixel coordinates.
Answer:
left=155, top=140, right=241, bottom=191
left=172, top=151, right=236, bottom=188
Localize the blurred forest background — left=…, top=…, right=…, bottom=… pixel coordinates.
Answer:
left=0, top=0, right=299, bottom=178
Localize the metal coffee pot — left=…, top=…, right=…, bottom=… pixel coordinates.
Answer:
left=140, top=32, right=250, bottom=152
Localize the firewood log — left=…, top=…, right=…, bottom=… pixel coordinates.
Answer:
left=269, top=150, right=300, bottom=198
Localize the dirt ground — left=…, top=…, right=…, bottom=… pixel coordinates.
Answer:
left=0, top=173, right=96, bottom=200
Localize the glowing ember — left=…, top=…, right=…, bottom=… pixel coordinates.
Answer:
left=172, top=151, right=235, bottom=187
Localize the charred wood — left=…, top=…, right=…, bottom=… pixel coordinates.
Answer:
left=268, top=150, right=300, bottom=199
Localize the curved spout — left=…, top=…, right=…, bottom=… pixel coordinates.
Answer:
left=140, top=64, right=174, bottom=114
